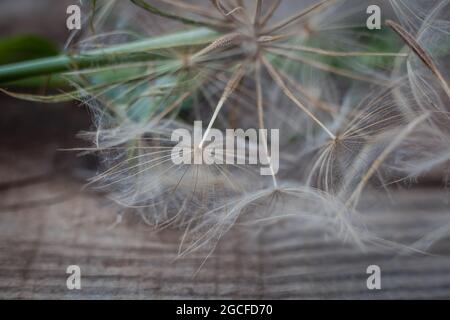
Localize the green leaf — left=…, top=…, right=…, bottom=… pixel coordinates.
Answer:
left=0, top=34, right=59, bottom=66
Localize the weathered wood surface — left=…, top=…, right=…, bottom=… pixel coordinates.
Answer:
left=1, top=0, right=450, bottom=300
left=1, top=144, right=450, bottom=299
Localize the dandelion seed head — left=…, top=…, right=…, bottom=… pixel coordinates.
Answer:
left=20, top=0, right=449, bottom=259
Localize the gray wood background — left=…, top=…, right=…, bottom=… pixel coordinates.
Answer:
left=1, top=142, right=450, bottom=299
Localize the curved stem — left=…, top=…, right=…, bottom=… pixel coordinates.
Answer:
left=387, top=20, right=450, bottom=99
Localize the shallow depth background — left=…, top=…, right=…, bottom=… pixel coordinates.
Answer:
left=1, top=0, right=450, bottom=299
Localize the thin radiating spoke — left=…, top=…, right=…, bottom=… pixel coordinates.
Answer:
left=267, top=43, right=408, bottom=58
left=200, top=64, right=246, bottom=147
left=266, top=47, right=390, bottom=86
left=261, top=55, right=336, bottom=140
left=263, top=0, right=331, bottom=34
left=255, top=60, right=278, bottom=187
left=260, top=0, right=281, bottom=27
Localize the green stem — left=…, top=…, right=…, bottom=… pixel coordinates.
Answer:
left=0, top=27, right=218, bottom=84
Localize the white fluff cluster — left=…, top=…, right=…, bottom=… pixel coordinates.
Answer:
left=71, top=0, right=450, bottom=257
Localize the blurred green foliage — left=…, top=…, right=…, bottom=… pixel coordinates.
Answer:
left=0, top=34, right=59, bottom=65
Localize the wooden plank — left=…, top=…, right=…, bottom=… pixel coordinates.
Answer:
left=1, top=139, right=450, bottom=299
left=1, top=170, right=450, bottom=299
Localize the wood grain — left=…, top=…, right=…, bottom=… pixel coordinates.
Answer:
left=1, top=147, right=450, bottom=299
